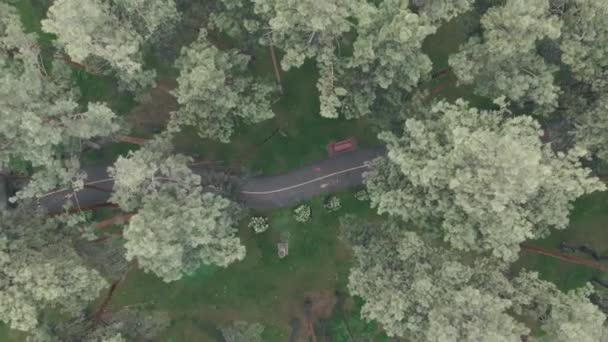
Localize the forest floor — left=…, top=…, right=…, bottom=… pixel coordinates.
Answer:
left=3, top=4, right=608, bottom=342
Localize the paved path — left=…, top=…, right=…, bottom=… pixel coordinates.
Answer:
left=240, top=147, right=385, bottom=209
left=37, top=147, right=386, bottom=213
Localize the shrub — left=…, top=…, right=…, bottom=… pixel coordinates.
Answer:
left=221, top=321, right=264, bottom=342
left=324, top=196, right=341, bottom=212
left=293, top=204, right=311, bottom=223
left=248, top=216, right=269, bottom=233
left=354, top=189, right=369, bottom=201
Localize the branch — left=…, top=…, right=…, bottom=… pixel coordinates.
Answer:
left=116, top=135, right=147, bottom=145
left=520, top=243, right=608, bottom=272
left=95, top=213, right=134, bottom=229
left=268, top=33, right=283, bottom=94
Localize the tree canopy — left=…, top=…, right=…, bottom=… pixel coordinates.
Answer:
left=171, top=29, right=275, bottom=142
left=109, top=138, right=245, bottom=282
left=559, top=0, right=608, bottom=93
left=1, top=3, right=120, bottom=201
left=41, top=0, right=180, bottom=93
left=366, top=99, right=604, bottom=261
left=341, top=216, right=607, bottom=340
left=450, top=0, right=561, bottom=114
left=0, top=207, right=107, bottom=332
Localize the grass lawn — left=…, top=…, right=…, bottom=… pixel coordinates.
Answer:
left=108, top=192, right=376, bottom=341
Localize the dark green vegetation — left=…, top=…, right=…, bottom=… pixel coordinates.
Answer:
left=3, top=0, right=608, bottom=341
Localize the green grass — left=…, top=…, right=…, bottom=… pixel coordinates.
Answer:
left=174, top=58, right=380, bottom=176
left=108, top=193, right=375, bottom=341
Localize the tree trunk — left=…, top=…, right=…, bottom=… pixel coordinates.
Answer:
left=95, top=213, right=134, bottom=229
left=117, top=135, right=147, bottom=145
left=268, top=37, right=283, bottom=94
left=520, top=243, right=608, bottom=272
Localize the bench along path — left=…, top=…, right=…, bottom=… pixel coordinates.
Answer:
left=37, top=147, right=386, bottom=213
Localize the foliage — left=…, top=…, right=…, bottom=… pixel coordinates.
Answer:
left=449, top=0, right=561, bottom=113
left=293, top=204, right=311, bottom=223
left=1, top=4, right=120, bottom=200
left=343, top=218, right=528, bottom=339
left=332, top=0, right=439, bottom=119
left=109, top=137, right=245, bottom=282
left=248, top=216, right=269, bottom=234
left=323, top=195, right=341, bottom=212
left=114, top=0, right=180, bottom=42
left=560, top=0, right=608, bottom=92
left=41, top=0, right=179, bottom=93
left=341, top=217, right=607, bottom=340
left=29, top=308, right=169, bottom=342
left=42, top=0, right=149, bottom=89
left=574, top=98, right=608, bottom=162
left=354, top=189, right=369, bottom=201
left=171, top=29, right=275, bottom=142
left=0, top=207, right=107, bottom=332
left=220, top=321, right=264, bottom=342
left=366, top=99, right=605, bottom=261
left=512, top=272, right=608, bottom=342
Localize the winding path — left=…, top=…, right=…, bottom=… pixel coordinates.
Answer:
left=37, top=147, right=386, bottom=213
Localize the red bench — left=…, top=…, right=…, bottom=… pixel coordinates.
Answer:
left=328, top=138, right=357, bottom=156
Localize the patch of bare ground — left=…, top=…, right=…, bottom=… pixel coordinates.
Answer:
left=127, top=80, right=177, bottom=134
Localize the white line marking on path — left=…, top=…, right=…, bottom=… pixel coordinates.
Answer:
left=241, top=164, right=370, bottom=195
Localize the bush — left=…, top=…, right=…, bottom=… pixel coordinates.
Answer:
left=293, top=204, right=311, bottom=223
left=221, top=321, right=264, bottom=342
left=248, top=216, right=269, bottom=233
left=324, top=196, right=341, bottom=212
left=354, top=189, right=369, bottom=201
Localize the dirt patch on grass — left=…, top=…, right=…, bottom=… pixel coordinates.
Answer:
left=127, top=80, right=177, bottom=134
left=291, top=289, right=338, bottom=342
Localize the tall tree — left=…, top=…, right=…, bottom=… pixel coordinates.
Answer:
left=332, top=0, right=463, bottom=119
left=1, top=3, right=121, bottom=201
left=366, top=99, right=605, bottom=261
left=573, top=98, right=608, bottom=163
left=559, top=0, right=608, bottom=93
left=210, top=0, right=471, bottom=119
left=0, top=207, right=107, bottom=332
left=340, top=216, right=607, bottom=340
left=42, top=0, right=179, bottom=94
left=449, top=0, right=561, bottom=114
left=108, top=137, right=245, bottom=282
left=171, top=29, right=275, bottom=142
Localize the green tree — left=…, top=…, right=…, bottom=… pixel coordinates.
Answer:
left=412, top=0, right=474, bottom=23
left=574, top=98, right=608, bottom=162
left=0, top=207, right=107, bottom=332
left=252, top=0, right=357, bottom=71
left=330, top=0, right=438, bottom=119
left=341, top=216, right=607, bottom=340
left=366, top=99, right=605, bottom=261
left=109, top=138, right=245, bottom=282
left=220, top=321, right=264, bottom=342
left=114, top=0, right=180, bottom=42
left=559, top=0, right=608, bottom=93
left=341, top=217, right=529, bottom=339
left=449, top=0, right=561, bottom=113
left=41, top=0, right=179, bottom=93
left=1, top=4, right=120, bottom=201
left=171, top=29, right=275, bottom=142
left=42, top=0, right=146, bottom=77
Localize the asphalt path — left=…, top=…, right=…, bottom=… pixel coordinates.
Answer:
left=37, top=147, right=386, bottom=213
